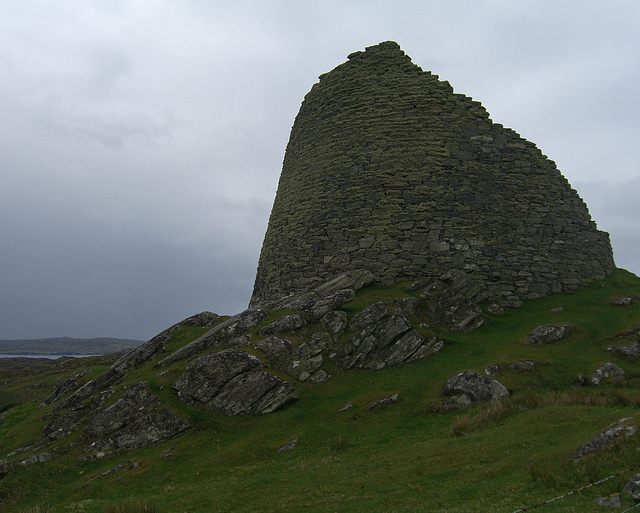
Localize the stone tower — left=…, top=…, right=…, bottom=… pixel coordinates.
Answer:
left=250, top=41, right=614, bottom=307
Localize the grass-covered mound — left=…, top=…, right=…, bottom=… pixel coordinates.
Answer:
left=1, top=269, right=640, bottom=512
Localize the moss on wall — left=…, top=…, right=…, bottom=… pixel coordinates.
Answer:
left=251, top=41, right=614, bottom=306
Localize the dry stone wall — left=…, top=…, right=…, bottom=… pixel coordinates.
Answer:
left=251, top=41, right=614, bottom=307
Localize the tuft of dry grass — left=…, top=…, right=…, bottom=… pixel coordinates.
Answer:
left=104, top=502, right=157, bottom=513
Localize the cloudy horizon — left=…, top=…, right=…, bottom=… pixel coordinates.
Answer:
left=1, top=1, right=638, bottom=341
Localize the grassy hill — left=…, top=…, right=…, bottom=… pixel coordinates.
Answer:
left=1, top=269, right=640, bottom=512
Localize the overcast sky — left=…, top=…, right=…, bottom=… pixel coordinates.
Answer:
left=1, top=1, right=638, bottom=341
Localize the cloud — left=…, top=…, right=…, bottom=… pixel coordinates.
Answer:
left=1, top=1, right=638, bottom=340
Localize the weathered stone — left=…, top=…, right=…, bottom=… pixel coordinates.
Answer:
left=277, top=439, right=297, bottom=453
left=85, top=382, right=161, bottom=438
left=428, top=288, right=484, bottom=332
left=40, top=369, right=91, bottom=407
left=19, top=453, right=52, bottom=467
left=590, top=362, right=625, bottom=385
left=623, top=474, right=640, bottom=500
left=442, top=394, right=472, bottom=410
left=398, top=296, right=421, bottom=317
left=612, top=297, right=633, bottom=306
left=53, top=370, right=123, bottom=412
left=250, top=41, right=613, bottom=310
left=256, top=334, right=329, bottom=382
left=509, top=360, right=536, bottom=372
left=302, top=289, right=355, bottom=318
left=366, top=393, right=399, bottom=411
left=313, top=270, right=375, bottom=297
left=174, top=350, right=262, bottom=404
left=608, top=341, right=640, bottom=357
left=484, top=365, right=499, bottom=376
left=572, top=419, right=636, bottom=461
left=156, top=308, right=269, bottom=368
left=486, top=304, right=505, bottom=315
left=320, top=310, right=348, bottom=337
left=349, top=302, right=390, bottom=330
left=174, top=349, right=299, bottom=415
left=524, top=324, right=574, bottom=345
left=256, top=314, right=307, bottom=335
left=593, top=495, right=621, bottom=507
left=111, top=332, right=169, bottom=373
left=90, top=407, right=190, bottom=453
left=0, top=459, right=9, bottom=479
left=442, top=371, right=509, bottom=403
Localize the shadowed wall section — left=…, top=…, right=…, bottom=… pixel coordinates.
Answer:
left=251, top=41, right=614, bottom=307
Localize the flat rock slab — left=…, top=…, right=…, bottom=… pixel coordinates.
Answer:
left=174, top=349, right=300, bottom=415
left=525, top=324, right=574, bottom=345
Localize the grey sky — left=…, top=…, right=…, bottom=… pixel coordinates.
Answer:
left=1, top=1, right=638, bottom=340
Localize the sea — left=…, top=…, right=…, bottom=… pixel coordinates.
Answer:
left=0, top=354, right=101, bottom=359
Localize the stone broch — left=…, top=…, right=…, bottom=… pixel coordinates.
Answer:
left=251, top=41, right=614, bottom=308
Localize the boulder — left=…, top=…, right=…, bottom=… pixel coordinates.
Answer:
left=612, top=297, right=633, bottom=306
left=623, top=474, right=640, bottom=500
left=608, top=341, right=640, bottom=358
left=442, top=371, right=509, bottom=403
left=525, top=324, right=574, bottom=345
left=508, top=360, right=536, bottom=372
left=320, top=310, right=348, bottom=337
left=349, top=302, right=390, bottom=330
left=256, top=314, right=307, bottom=336
left=572, top=418, right=636, bottom=461
left=301, top=289, right=356, bottom=318
left=591, top=362, right=625, bottom=385
left=156, top=308, right=269, bottom=368
left=174, top=349, right=299, bottom=415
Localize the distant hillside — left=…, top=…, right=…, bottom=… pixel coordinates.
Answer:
left=0, top=337, right=145, bottom=355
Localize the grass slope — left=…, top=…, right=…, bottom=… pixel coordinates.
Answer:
left=1, top=269, right=640, bottom=512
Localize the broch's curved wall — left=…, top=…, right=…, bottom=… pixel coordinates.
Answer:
left=251, top=41, right=614, bottom=307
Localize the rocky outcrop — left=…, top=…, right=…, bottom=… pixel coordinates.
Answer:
left=623, top=474, right=640, bottom=500
left=524, top=324, right=574, bottom=345
left=112, top=311, right=220, bottom=373
left=155, top=308, right=269, bottom=368
left=442, top=371, right=509, bottom=407
left=608, top=341, right=640, bottom=357
left=173, top=350, right=300, bottom=415
left=255, top=334, right=330, bottom=383
left=428, top=288, right=484, bottom=332
left=40, top=369, right=91, bottom=407
left=590, top=362, right=625, bottom=385
left=256, top=314, right=307, bottom=336
left=85, top=382, right=189, bottom=454
left=330, top=309, right=443, bottom=370
left=572, top=418, right=636, bottom=461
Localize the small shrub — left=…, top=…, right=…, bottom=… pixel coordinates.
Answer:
left=331, top=435, right=347, bottom=452
left=20, top=506, right=57, bottom=513
left=450, top=415, right=471, bottom=437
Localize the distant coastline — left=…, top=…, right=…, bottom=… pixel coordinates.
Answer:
left=0, top=337, right=144, bottom=356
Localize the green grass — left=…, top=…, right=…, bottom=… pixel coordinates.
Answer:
left=1, top=269, right=640, bottom=512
